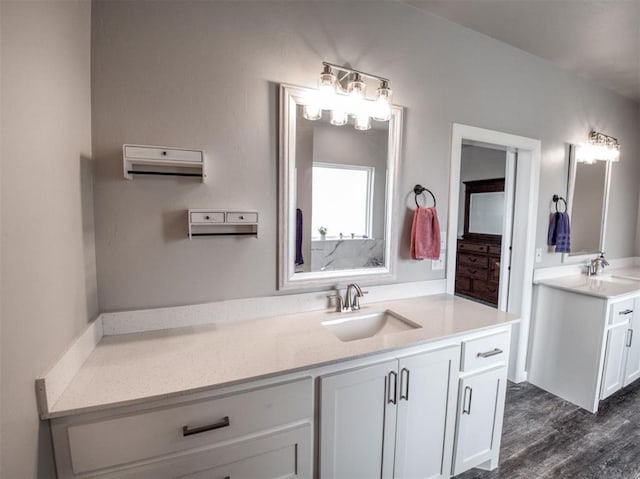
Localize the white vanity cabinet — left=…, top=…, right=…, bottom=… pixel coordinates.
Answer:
left=600, top=298, right=640, bottom=398
left=50, top=379, right=314, bottom=478
left=452, top=332, right=509, bottom=475
left=529, top=283, right=640, bottom=413
left=319, top=346, right=460, bottom=479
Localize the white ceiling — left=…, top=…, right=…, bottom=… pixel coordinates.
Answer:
left=406, top=0, right=640, bottom=102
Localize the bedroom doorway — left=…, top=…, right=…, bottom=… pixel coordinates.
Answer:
left=446, top=124, right=541, bottom=383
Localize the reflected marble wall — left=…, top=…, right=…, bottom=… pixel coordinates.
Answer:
left=311, top=239, right=385, bottom=271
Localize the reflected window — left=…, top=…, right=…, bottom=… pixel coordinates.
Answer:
left=311, top=163, right=374, bottom=239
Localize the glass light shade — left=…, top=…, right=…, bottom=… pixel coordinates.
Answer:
left=330, top=109, right=347, bottom=126
left=355, top=112, right=371, bottom=131
left=347, top=74, right=366, bottom=102
left=319, top=68, right=336, bottom=109
left=303, top=103, right=321, bottom=121
left=372, top=84, right=392, bottom=121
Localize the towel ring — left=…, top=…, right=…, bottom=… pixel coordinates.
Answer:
left=552, top=194, right=567, bottom=213
left=413, top=184, right=436, bottom=208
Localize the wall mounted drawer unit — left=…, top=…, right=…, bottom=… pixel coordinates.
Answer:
left=53, top=378, right=312, bottom=477
left=123, top=144, right=206, bottom=181
left=188, top=209, right=259, bottom=238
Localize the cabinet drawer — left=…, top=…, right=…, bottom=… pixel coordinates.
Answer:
left=461, top=332, right=510, bottom=372
left=610, top=299, right=635, bottom=325
left=458, top=253, right=489, bottom=268
left=226, top=212, right=258, bottom=223
left=488, top=246, right=502, bottom=256
left=124, top=145, right=202, bottom=163
left=112, top=424, right=311, bottom=479
left=455, top=276, right=471, bottom=291
left=66, top=378, right=312, bottom=474
left=457, top=264, right=488, bottom=280
left=190, top=212, right=225, bottom=224
left=458, top=242, right=488, bottom=254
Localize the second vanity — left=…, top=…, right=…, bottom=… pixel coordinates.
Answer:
left=38, top=294, right=517, bottom=479
left=529, top=267, right=640, bottom=413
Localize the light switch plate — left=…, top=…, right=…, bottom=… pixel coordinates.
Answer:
left=432, top=231, right=446, bottom=270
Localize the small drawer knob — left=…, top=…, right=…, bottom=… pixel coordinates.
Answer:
left=205, top=215, right=210, bottom=220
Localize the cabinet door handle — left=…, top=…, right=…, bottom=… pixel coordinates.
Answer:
left=462, top=386, right=473, bottom=414
left=387, top=371, right=398, bottom=404
left=468, top=257, right=477, bottom=263
left=182, top=416, right=230, bottom=437
left=477, top=348, right=503, bottom=358
left=627, top=329, right=634, bottom=347
left=619, top=309, right=634, bottom=315
left=399, top=368, right=410, bottom=401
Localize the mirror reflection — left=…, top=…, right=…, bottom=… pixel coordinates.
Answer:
left=566, top=146, right=611, bottom=256
left=295, top=106, right=388, bottom=273
left=279, top=84, right=401, bottom=290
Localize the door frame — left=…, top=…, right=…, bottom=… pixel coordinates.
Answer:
left=446, top=124, right=541, bottom=383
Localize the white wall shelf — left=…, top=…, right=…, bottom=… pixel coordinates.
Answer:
left=188, top=209, right=258, bottom=239
left=123, top=144, right=206, bottom=181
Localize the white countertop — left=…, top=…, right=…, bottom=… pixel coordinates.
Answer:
left=535, top=267, right=640, bottom=299
left=46, top=294, right=517, bottom=419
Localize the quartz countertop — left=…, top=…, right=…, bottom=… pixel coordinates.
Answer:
left=535, top=267, right=640, bottom=299
left=45, top=294, right=518, bottom=419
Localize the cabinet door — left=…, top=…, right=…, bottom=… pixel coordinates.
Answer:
left=319, top=360, right=398, bottom=479
left=452, top=367, right=507, bottom=476
left=394, top=346, right=459, bottom=479
left=600, top=323, right=629, bottom=399
left=624, top=302, right=640, bottom=387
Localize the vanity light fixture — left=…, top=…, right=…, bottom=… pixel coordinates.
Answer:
left=576, top=130, right=621, bottom=163
left=303, top=62, right=393, bottom=131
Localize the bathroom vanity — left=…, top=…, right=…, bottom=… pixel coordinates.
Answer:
left=39, top=294, right=517, bottom=479
left=528, top=268, right=640, bottom=413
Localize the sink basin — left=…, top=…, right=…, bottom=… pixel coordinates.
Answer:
left=321, top=309, right=421, bottom=342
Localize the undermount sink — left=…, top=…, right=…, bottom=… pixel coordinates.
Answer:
left=321, top=309, right=421, bottom=342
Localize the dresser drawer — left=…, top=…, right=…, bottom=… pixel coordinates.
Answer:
left=190, top=212, right=225, bottom=224
left=458, top=253, right=489, bottom=268
left=461, top=332, right=510, bottom=372
left=66, top=378, right=312, bottom=474
left=610, top=299, right=635, bottom=325
left=455, top=276, right=471, bottom=291
left=458, top=242, right=488, bottom=254
left=457, top=264, right=488, bottom=280
left=124, top=145, right=202, bottom=163
left=226, top=212, right=258, bottom=223
left=488, top=245, right=502, bottom=256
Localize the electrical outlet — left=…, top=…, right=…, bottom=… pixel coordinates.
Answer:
left=432, top=257, right=445, bottom=270
left=535, top=248, right=542, bottom=263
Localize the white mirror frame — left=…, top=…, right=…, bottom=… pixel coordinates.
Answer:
left=562, top=144, right=612, bottom=263
left=278, top=84, right=402, bottom=290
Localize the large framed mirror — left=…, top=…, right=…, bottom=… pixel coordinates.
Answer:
left=278, top=84, right=402, bottom=290
left=564, top=144, right=612, bottom=260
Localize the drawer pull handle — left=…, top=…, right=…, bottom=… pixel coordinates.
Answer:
left=627, top=329, right=634, bottom=348
left=477, top=348, right=503, bottom=358
left=204, top=215, right=210, bottom=220
left=469, top=257, right=477, bottom=262
left=182, top=416, right=230, bottom=437
left=387, top=371, right=398, bottom=404
left=400, top=368, right=410, bottom=401
left=469, top=269, right=477, bottom=274
left=463, top=386, right=473, bottom=414
left=619, top=309, right=634, bottom=315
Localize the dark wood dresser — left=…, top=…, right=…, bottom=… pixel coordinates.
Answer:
left=455, top=239, right=501, bottom=306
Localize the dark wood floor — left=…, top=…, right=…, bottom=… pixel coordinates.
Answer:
left=455, top=380, right=640, bottom=479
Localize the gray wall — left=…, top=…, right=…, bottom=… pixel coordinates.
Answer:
left=0, top=1, right=95, bottom=477
left=91, top=0, right=639, bottom=313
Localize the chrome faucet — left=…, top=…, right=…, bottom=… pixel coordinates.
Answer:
left=587, top=252, right=609, bottom=276
left=327, top=283, right=368, bottom=312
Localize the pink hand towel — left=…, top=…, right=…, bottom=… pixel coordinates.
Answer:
left=410, top=206, right=441, bottom=260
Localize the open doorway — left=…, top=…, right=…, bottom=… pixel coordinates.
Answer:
left=446, top=124, right=541, bottom=383
left=454, top=142, right=515, bottom=311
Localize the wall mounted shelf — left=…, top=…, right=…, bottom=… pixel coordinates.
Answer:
left=188, top=209, right=259, bottom=239
left=123, top=144, right=206, bottom=181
